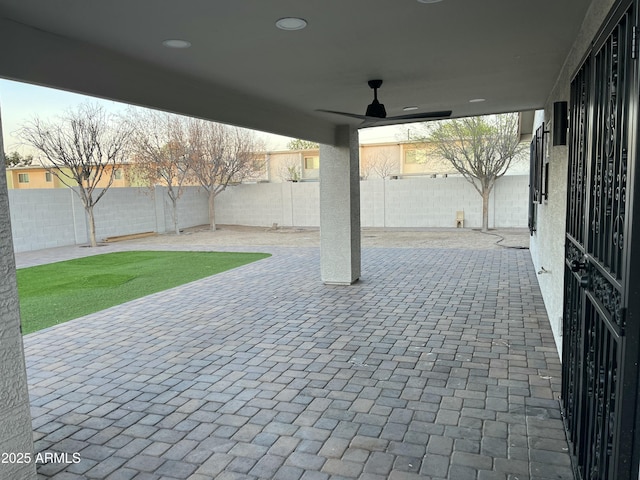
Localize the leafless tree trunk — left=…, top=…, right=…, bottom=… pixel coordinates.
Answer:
left=128, top=109, right=191, bottom=235
left=208, top=191, right=217, bottom=231
left=414, top=113, right=524, bottom=232
left=187, top=119, right=264, bottom=231
left=86, top=206, right=97, bottom=248
left=18, top=103, right=132, bottom=247
left=481, top=188, right=491, bottom=232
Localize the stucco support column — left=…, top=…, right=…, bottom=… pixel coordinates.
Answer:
left=0, top=107, right=36, bottom=478
left=320, top=125, right=361, bottom=284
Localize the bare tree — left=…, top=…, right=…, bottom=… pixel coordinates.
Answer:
left=277, top=157, right=302, bottom=182
left=18, top=103, right=132, bottom=247
left=367, top=150, right=397, bottom=178
left=129, top=110, right=191, bottom=235
left=188, top=120, right=264, bottom=231
left=414, top=113, right=524, bottom=232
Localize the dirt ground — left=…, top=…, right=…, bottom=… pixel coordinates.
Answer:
left=127, top=224, right=531, bottom=250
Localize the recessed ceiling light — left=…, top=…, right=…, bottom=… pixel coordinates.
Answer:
left=469, top=98, right=486, bottom=103
left=403, top=106, right=419, bottom=111
left=162, top=39, right=191, bottom=49
left=275, top=17, right=308, bottom=31
left=417, top=0, right=443, bottom=3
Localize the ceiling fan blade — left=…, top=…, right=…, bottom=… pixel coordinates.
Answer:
left=316, top=109, right=368, bottom=120
left=360, top=110, right=453, bottom=128
left=387, top=110, right=453, bottom=121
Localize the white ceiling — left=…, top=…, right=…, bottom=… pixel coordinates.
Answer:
left=0, top=0, right=592, bottom=144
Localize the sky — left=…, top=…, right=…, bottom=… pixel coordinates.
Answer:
left=0, top=79, right=406, bottom=157
left=0, top=79, right=132, bottom=154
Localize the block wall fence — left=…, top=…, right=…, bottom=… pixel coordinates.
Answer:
left=214, top=175, right=529, bottom=230
left=8, top=175, right=528, bottom=253
left=9, top=186, right=210, bottom=253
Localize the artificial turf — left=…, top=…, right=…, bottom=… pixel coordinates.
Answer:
left=17, top=250, right=270, bottom=334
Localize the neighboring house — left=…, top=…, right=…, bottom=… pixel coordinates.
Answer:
left=5, top=164, right=132, bottom=189
left=263, top=149, right=320, bottom=182
left=7, top=137, right=529, bottom=189
left=263, top=137, right=528, bottom=183
left=360, top=141, right=460, bottom=178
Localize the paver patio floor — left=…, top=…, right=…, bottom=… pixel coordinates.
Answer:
left=22, top=238, right=573, bottom=479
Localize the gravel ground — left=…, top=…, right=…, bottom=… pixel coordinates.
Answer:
left=126, top=224, right=531, bottom=250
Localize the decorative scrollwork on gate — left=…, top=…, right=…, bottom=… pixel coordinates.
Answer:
left=563, top=6, right=635, bottom=480
left=566, top=57, right=590, bottom=244
left=588, top=23, right=628, bottom=279
left=590, top=269, right=624, bottom=329
left=566, top=242, right=583, bottom=265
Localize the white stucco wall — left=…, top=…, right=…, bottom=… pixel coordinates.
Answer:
left=0, top=114, right=36, bottom=479
left=529, top=0, right=618, bottom=355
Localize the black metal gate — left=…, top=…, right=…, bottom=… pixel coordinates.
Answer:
left=562, top=1, right=640, bottom=479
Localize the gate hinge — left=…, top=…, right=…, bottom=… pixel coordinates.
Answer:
left=619, top=306, right=627, bottom=335
left=633, top=25, right=638, bottom=60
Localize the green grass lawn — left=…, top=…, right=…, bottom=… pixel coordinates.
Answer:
left=17, top=250, right=270, bottom=334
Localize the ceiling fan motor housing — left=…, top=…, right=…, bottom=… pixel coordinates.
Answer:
left=366, top=79, right=386, bottom=118
left=317, top=78, right=451, bottom=125
left=366, top=100, right=386, bottom=118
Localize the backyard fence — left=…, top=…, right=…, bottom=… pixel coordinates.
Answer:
left=215, top=175, right=528, bottom=230
left=8, top=175, right=528, bottom=252
left=9, top=186, right=209, bottom=252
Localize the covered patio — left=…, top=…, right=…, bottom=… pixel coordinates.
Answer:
left=21, top=231, right=572, bottom=479
left=2, top=1, right=634, bottom=478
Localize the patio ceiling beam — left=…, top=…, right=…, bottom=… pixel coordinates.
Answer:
left=0, top=17, right=337, bottom=145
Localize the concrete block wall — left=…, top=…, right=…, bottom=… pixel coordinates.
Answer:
left=9, top=186, right=209, bottom=253
left=379, top=177, right=485, bottom=228
left=214, top=182, right=318, bottom=227
left=215, top=175, right=529, bottom=230
left=173, top=187, right=212, bottom=230
left=214, top=181, right=322, bottom=228
left=8, top=176, right=528, bottom=253
left=93, top=188, right=157, bottom=240
left=492, top=175, right=530, bottom=228
left=360, top=179, right=386, bottom=227
left=9, top=188, right=79, bottom=252
left=291, top=182, right=320, bottom=227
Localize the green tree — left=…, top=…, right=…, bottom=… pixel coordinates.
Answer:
left=413, top=114, right=524, bottom=232
left=286, top=138, right=319, bottom=150
left=4, top=151, right=33, bottom=167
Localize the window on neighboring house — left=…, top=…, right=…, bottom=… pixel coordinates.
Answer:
left=404, top=148, right=428, bottom=164
left=304, top=156, right=319, bottom=170
left=114, top=169, right=123, bottom=180
left=45, top=172, right=53, bottom=182
left=18, top=173, right=29, bottom=183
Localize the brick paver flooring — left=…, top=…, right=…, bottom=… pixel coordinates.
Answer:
left=22, top=240, right=573, bottom=479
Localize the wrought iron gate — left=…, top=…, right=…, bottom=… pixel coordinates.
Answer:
left=562, top=1, right=639, bottom=479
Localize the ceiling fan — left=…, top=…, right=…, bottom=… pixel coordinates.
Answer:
left=317, top=79, right=452, bottom=127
